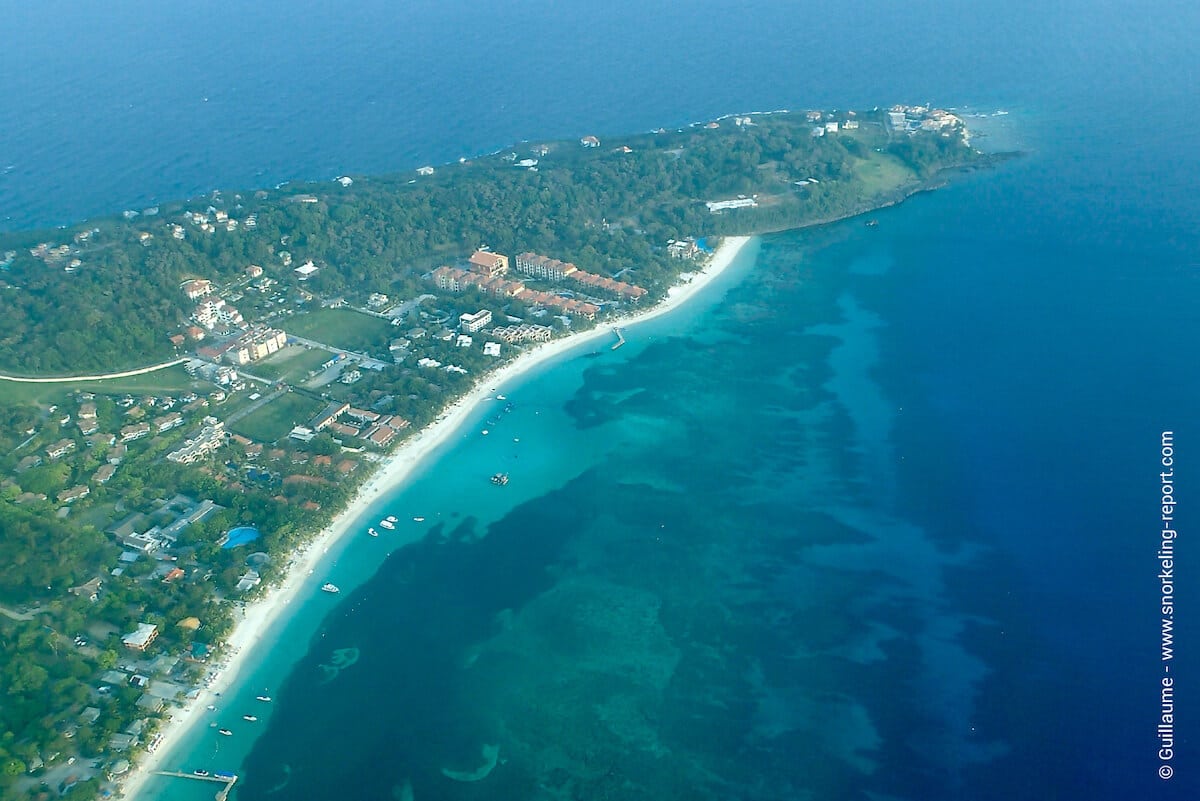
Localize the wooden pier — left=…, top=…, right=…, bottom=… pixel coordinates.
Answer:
left=156, top=770, right=238, bottom=800
left=611, top=328, right=626, bottom=350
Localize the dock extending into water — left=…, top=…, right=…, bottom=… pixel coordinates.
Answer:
left=156, top=770, right=238, bottom=800
left=611, top=328, right=626, bottom=350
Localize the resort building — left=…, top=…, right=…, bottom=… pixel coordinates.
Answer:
left=193, top=297, right=244, bottom=330
left=705, top=197, right=758, bottom=213
left=468, top=250, right=510, bottom=277
left=344, top=408, right=380, bottom=425
left=294, top=260, right=319, bottom=280
left=57, top=485, right=91, bottom=505
left=221, top=327, right=288, bottom=365
left=122, top=623, right=159, bottom=651
left=432, top=266, right=525, bottom=298
left=311, top=401, right=351, bottom=432
left=490, top=324, right=553, bottom=343
left=47, top=439, right=76, bottom=459
left=515, top=252, right=579, bottom=281
left=181, top=279, right=213, bottom=300
left=432, top=266, right=467, bottom=292
left=566, top=270, right=647, bottom=301
left=459, top=309, right=493, bottom=332
left=120, top=422, right=152, bottom=442
left=154, top=412, right=185, bottom=433
left=94, top=463, right=117, bottom=484
left=165, top=421, right=226, bottom=464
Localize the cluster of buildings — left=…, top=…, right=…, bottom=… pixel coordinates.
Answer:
left=179, top=275, right=292, bottom=366
left=192, top=296, right=244, bottom=330
left=16, top=392, right=219, bottom=508
left=302, top=401, right=412, bottom=448
left=514, top=252, right=647, bottom=301
left=886, top=105, right=963, bottom=134
left=196, top=326, right=288, bottom=365
left=432, top=264, right=600, bottom=320
left=179, top=207, right=257, bottom=235
left=107, top=495, right=224, bottom=555
left=431, top=248, right=647, bottom=322
left=27, top=237, right=86, bottom=272
left=667, top=238, right=702, bottom=259
left=185, top=360, right=239, bottom=387
left=803, top=109, right=860, bottom=138
left=119, top=411, right=184, bottom=444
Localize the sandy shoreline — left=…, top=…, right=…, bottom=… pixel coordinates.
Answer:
left=119, top=235, right=750, bottom=797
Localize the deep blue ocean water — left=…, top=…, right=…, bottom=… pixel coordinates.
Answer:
left=5, top=1, right=1199, bottom=798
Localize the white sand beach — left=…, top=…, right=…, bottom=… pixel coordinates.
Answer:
left=118, top=235, right=750, bottom=797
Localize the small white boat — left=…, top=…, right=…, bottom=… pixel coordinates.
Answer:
left=255, top=695, right=272, bottom=703
left=243, top=715, right=258, bottom=722
left=368, top=527, right=378, bottom=537
left=496, top=394, right=507, bottom=400
left=206, top=704, right=216, bottom=711
left=218, top=728, right=233, bottom=736
left=321, top=583, right=340, bottom=594
left=379, top=519, right=395, bottom=530
left=413, top=516, right=425, bottom=522
left=481, top=429, right=489, bottom=435
left=386, top=515, right=398, bottom=523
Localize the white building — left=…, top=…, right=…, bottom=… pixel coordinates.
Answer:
left=294, top=260, right=319, bottom=280
left=459, top=309, right=493, bottom=332
left=705, top=197, right=758, bottom=213
left=122, top=623, right=158, bottom=651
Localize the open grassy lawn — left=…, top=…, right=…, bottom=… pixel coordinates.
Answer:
left=0, top=364, right=205, bottom=407
left=285, top=308, right=394, bottom=353
left=228, top=391, right=326, bottom=443
left=252, top=345, right=334, bottom=383
left=853, top=151, right=917, bottom=198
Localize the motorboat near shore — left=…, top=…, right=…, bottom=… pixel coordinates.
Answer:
left=321, top=583, right=340, bottom=594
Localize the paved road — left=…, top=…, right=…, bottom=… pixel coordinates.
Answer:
left=0, top=357, right=188, bottom=384
left=0, top=604, right=37, bottom=621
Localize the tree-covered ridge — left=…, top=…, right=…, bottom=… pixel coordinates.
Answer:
left=0, top=109, right=980, bottom=375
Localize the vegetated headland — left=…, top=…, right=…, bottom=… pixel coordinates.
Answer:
left=0, top=104, right=994, bottom=800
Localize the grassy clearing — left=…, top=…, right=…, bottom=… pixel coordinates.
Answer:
left=252, top=345, right=334, bottom=382
left=853, top=151, right=917, bottom=197
left=228, top=391, right=325, bottom=443
left=285, top=308, right=394, bottom=353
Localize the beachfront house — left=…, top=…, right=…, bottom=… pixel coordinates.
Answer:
left=122, top=623, right=159, bottom=651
